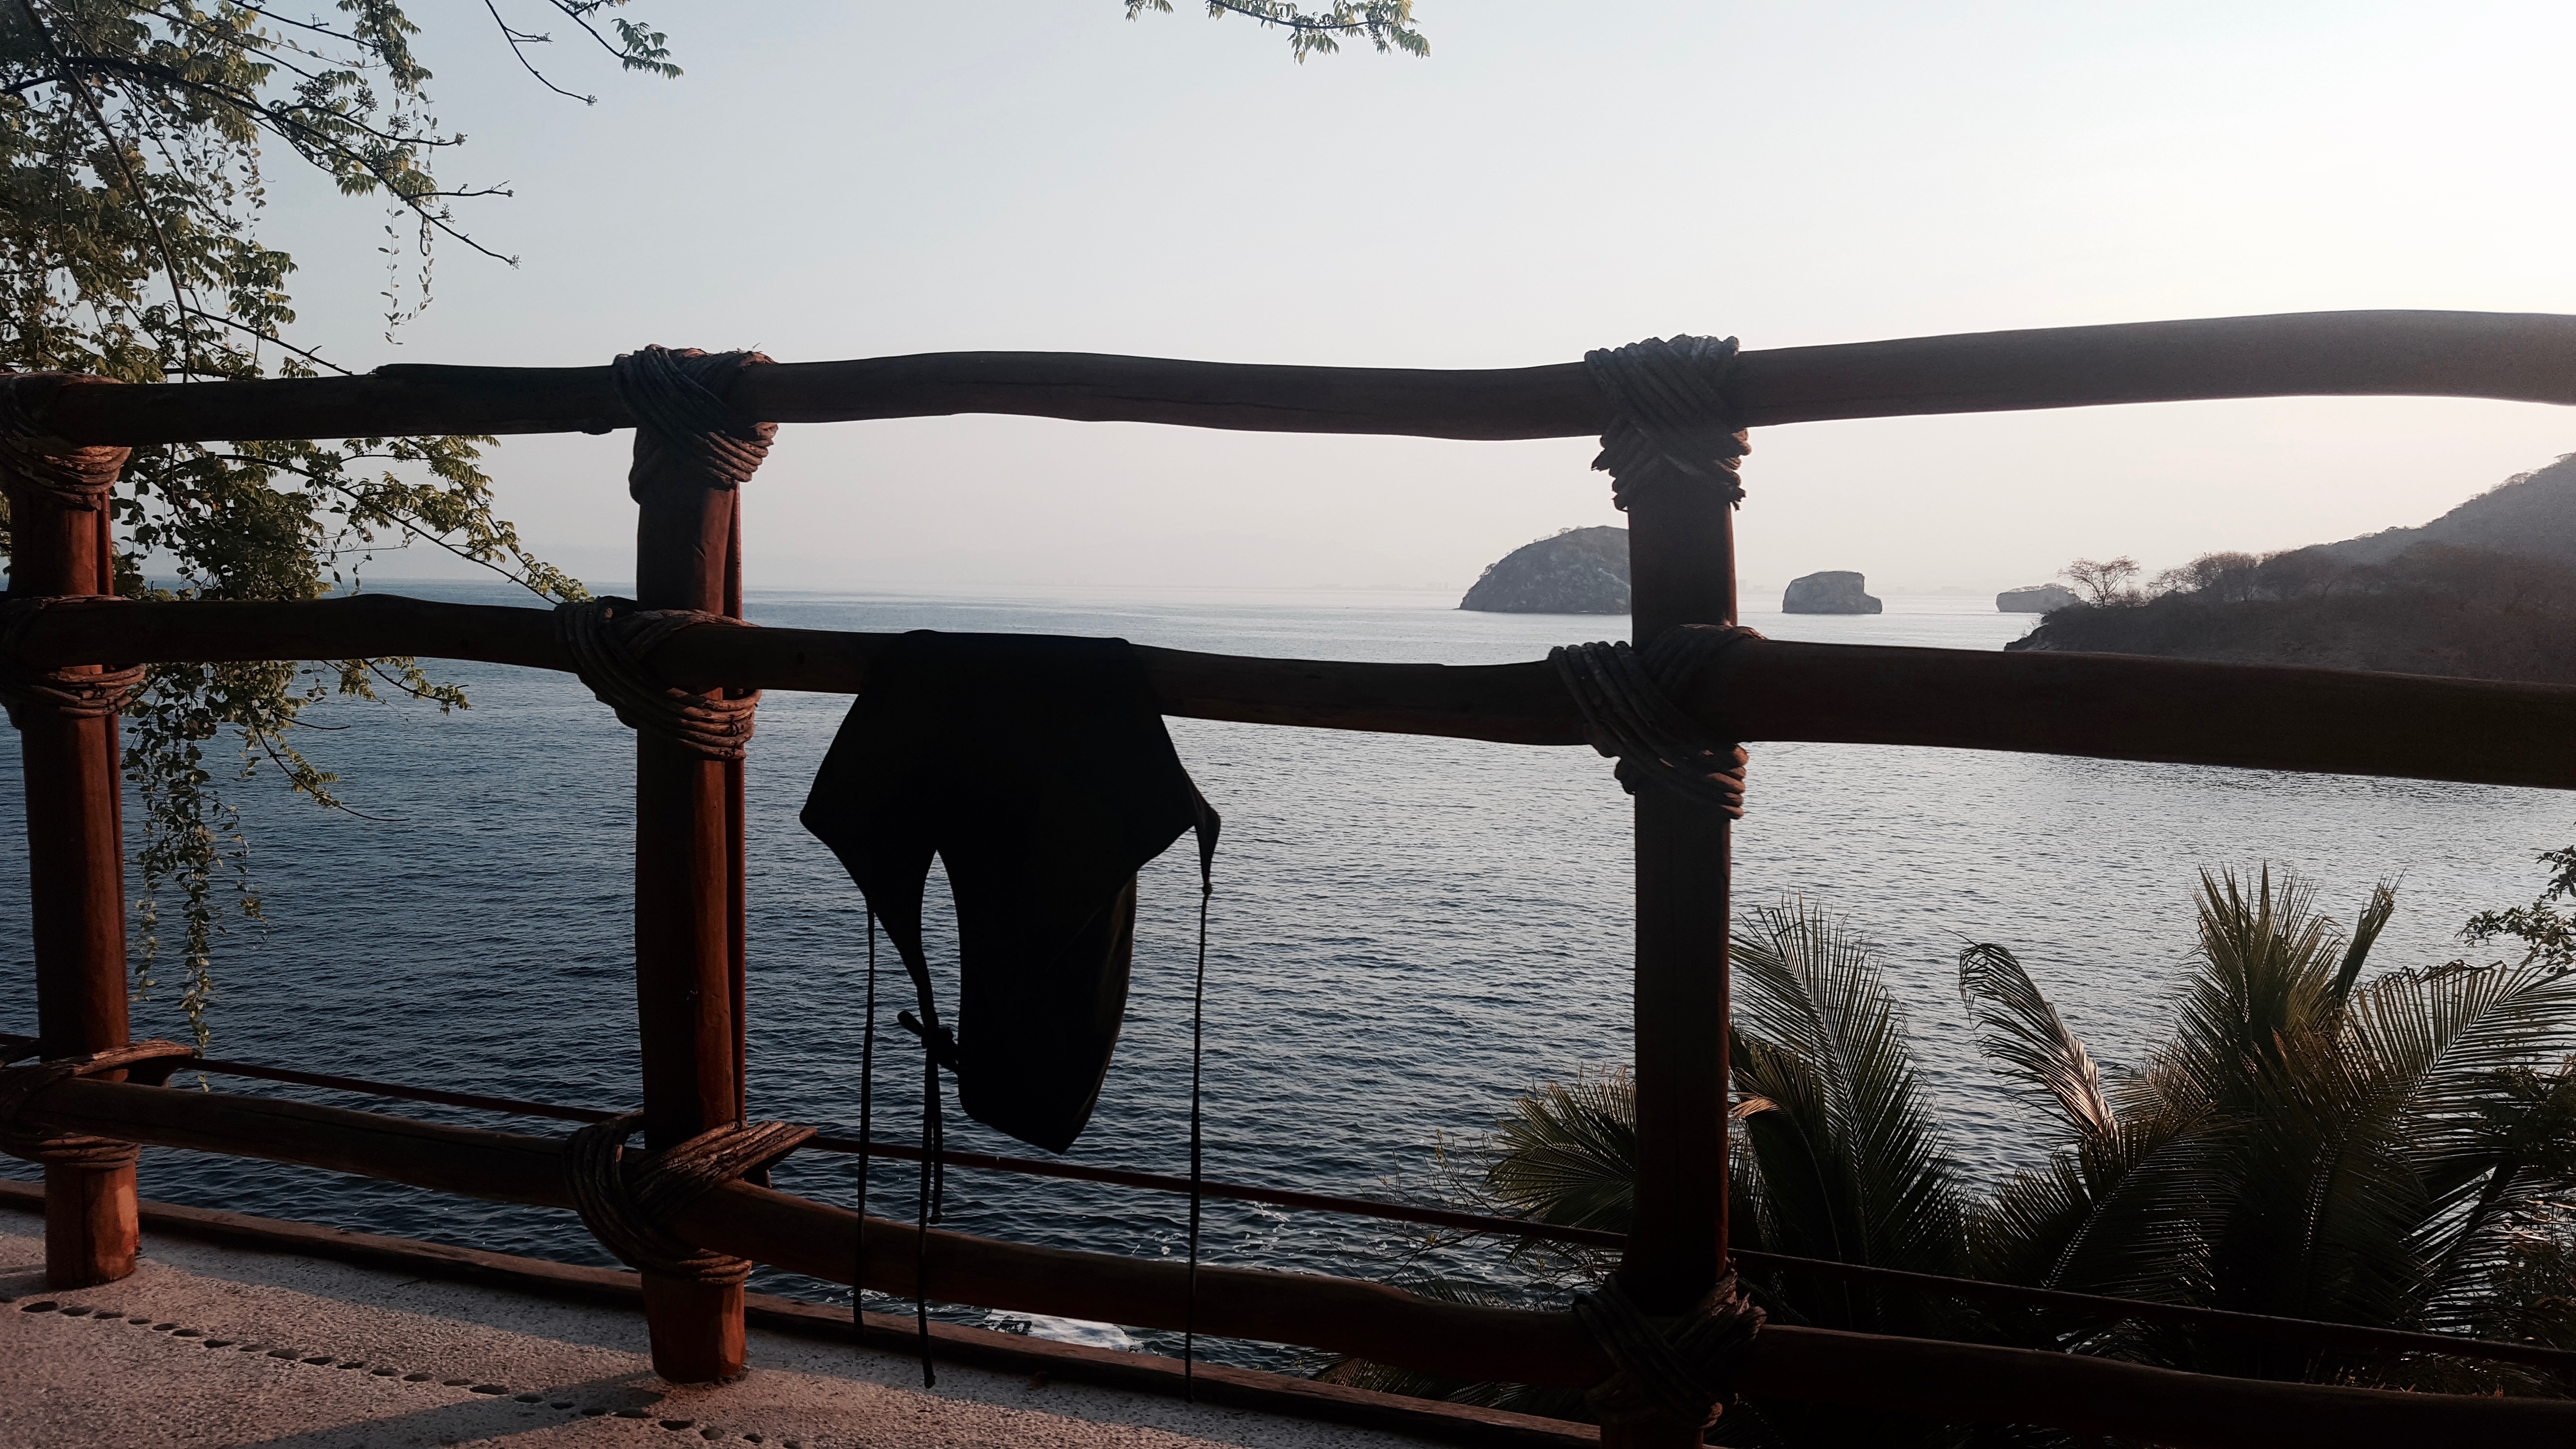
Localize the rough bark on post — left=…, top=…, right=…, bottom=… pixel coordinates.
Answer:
left=2, top=381, right=142, bottom=1289
left=1610, top=477, right=1740, bottom=1449
left=626, top=366, right=764, bottom=1383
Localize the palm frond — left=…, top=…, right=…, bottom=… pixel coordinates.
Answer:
left=1731, top=902, right=1965, bottom=1292
left=1479, top=1068, right=1640, bottom=1236
left=1985, top=1106, right=2234, bottom=1309
left=2168, top=866, right=2348, bottom=1107
left=2339, top=970, right=2576, bottom=1328
left=2328, top=881, right=2398, bottom=1007
left=1958, top=942, right=2116, bottom=1142
left=2151, top=875, right=2576, bottom=1360
left=2355, top=962, right=2576, bottom=1173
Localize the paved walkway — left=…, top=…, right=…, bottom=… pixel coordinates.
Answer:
left=1, top=1226, right=1437, bottom=1449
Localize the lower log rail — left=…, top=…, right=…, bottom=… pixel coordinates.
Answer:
left=18, top=1074, right=2575, bottom=1448
left=11, top=592, right=2576, bottom=791
left=23, top=1035, right=2562, bottom=1376
left=0, top=1181, right=1598, bottom=1449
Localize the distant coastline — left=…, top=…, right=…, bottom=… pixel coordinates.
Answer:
left=2013, top=454, right=2576, bottom=683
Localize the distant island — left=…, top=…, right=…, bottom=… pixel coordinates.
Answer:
left=1459, top=526, right=1628, bottom=613
left=2011, top=454, right=2576, bottom=683
left=1997, top=582, right=2077, bottom=612
left=1783, top=570, right=1881, bottom=614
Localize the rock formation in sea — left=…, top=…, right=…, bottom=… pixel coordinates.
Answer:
left=1782, top=570, right=1882, bottom=614
left=1997, top=582, right=2078, bottom=612
left=1458, top=526, right=1627, bottom=613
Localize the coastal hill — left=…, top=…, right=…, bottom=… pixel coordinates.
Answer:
left=2301, top=452, right=2576, bottom=567
left=2011, top=455, right=2576, bottom=683
left=1459, top=526, right=1628, bottom=613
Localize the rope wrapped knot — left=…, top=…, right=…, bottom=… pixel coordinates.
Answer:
left=1573, top=1273, right=1766, bottom=1430
left=0, top=371, right=131, bottom=512
left=564, top=1112, right=814, bottom=1284
left=610, top=345, right=776, bottom=499
left=555, top=597, right=760, bottom=759
left=1551, top=624, right=1762, bottom=815
left=0, top=596, right=146, bottom=730
left=0, top=1039, right=195, bottom=1170
left=1585, top=335, right=1749, bottom=510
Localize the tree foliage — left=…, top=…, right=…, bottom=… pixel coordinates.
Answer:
left=1960, top=867, right=2576, bottom=1399
left=2463, top=844, right=2576, bottom=974
left=2058, top=554, right=2141, bottom=604
left=1127, top=0, right=1429, bottom=62
left=2, top=1, right=673, bottom=1043
left=1393, top=862, right=2576, bottom=1440
left=3, top=3, right=1432, bottom=1048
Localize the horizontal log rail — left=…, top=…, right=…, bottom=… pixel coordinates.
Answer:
left=158, top=1049, right=1626, bottom=1249
left=78, top=1041, right=2567, bottom=1375
left=0, top=1187, right=1600, bottom=1449
left=15, top=1073, right=2571, bottom=1446
left=10, top=593, right=2576, bottom=790
left=26, top=311, right=2576, bottom=446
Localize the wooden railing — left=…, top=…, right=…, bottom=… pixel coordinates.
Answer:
left=38, top=309, right=2576, bottom=443
left=14, top=592, right=2576, bottom=788
left=9, top=310, right=2576, bottom=1449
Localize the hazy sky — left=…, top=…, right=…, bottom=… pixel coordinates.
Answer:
left=264, top=1, right=2576, bottom=596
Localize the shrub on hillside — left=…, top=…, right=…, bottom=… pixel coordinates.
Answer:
left=2012, top=543, right=2576, bottom=682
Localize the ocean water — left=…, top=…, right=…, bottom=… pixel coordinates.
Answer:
left=3, top=582, right=2568, bottom=1365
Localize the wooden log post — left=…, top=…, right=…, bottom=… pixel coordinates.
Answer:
left=2, top=377, right=142, bottom=1288
left=1611, top=447, right=1744, bottom=1447
left=622, top=349, right=774, bottom=1382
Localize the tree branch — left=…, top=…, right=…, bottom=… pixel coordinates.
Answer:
left=173, top=308, right=354, bottom=377
left=63, top=52, right=516, bottom=263
left=228, top=2, right=370, bottom=48
left=204, top=453, right=566, bottom=601
left=482, top=0, right=596, bottom=105
left=1205, top=0, right=1379, bottom=33
left=16, top=0, right=205, bottom=371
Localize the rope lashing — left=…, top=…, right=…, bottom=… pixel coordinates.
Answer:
left=0, top=372, right=131, bottom=512
left=563, top=1112, right=815, bottom=1284
left=1584, top=335, right=1750, bottom=510
left=0, top=1039, right=195, bottom=1170
left=1572, top=1273, right=1766, bottom=1430
left=1, top=372, right=145, bottom=729
left=1550, top=624, right=1763, bottom=815
left=554, top=597, right=760, bottom=759
left=0, top=595, right=146, bottom=730
left=609, top=345, right=776, bottom=500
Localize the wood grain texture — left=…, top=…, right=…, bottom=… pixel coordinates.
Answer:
left=1616, top=479, right=1739, bottom=1324
left=29, top=311, right=2576, bottom=446
left=1607, top=473, right=1742, bottom=1449
left=6, top=484, right=140, bottom=1289
left=12, top=593, right=2575, bottom=790
left=20, top=1076, right=2576, bottom=1447
left=626, top=448, right=749, bottom=1385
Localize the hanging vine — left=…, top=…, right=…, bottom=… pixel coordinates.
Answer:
left=0, top=0, right=669, bottom=1046
left=1, top=0, right=1423, bottom=1050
